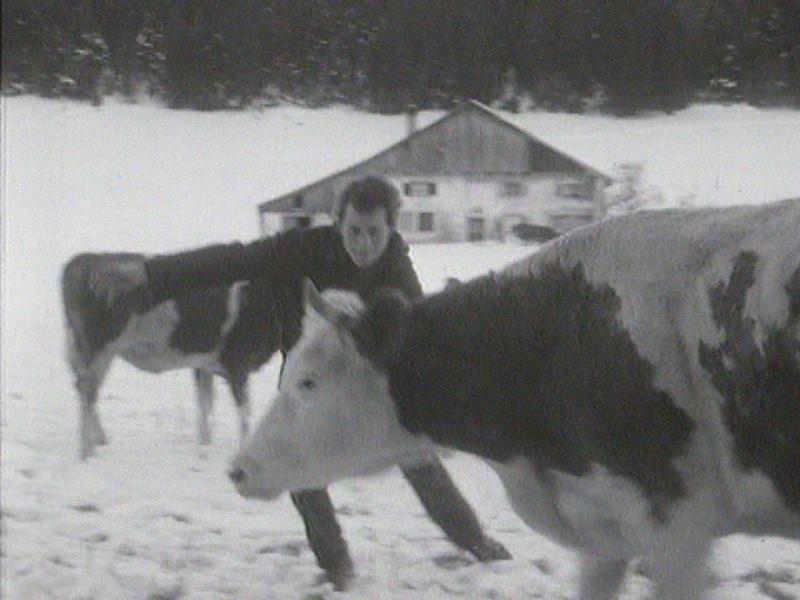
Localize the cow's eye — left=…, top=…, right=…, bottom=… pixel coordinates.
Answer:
left=299, top=378, right=317, bottom=391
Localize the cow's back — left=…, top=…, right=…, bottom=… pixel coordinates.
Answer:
left=505, top=199, right=800, bottom=531
left=507, top=200, right=798, bottom=306
left=504, top=200, right=800, bottom=391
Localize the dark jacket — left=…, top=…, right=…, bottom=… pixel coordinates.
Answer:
left=146, top=226, right=423, bottom=352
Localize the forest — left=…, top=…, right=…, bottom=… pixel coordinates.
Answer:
left=2, top=0, right=799, bottom=115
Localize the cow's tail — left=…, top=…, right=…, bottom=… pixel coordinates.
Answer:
left=61, top=254, right=95, bottom=367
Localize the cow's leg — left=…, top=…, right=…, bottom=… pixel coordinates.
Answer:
left=290, top=489, right=354, bottom=591
left=577, top=555, right=628, bottom=600
left=193, top=369, right=214, bottom=445
left=88, top=391, right=108, bottom=446
left=227, top=372, right=251, bottom=445
left=648, top=546, right=711, bottom=600
left=73, top=353, right=112, bottom=461
left=399, top=458, right=512, bottom=561
left=77, top=374, right=101, bottom=460
left=647, top=517, right=713, bottom=600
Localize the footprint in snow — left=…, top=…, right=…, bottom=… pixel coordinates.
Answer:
left=433, top=552, right=474, bottom=571
left=757, top=582, right=796, bottom=600
left=162, top=512, right=193, bottom=524
left=70, top=502, right=100, bottom=513
left=257, top=540, right=305, bottom=557
left=741, top=569, right=798, bottom=600
left=48, top=555, right=76, bottom=568
left=531, top=558, right=552, bottom=575
left=335, top=503, right=371, bottom=517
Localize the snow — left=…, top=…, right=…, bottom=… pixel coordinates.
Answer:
left=499, top=103, right=800, bottom=208
left=2, top=96, right=799, bottom=599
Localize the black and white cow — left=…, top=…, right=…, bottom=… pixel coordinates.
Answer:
left=62, top=253, right=281, bottom=460
left=229, top=199, right=800, bottom=599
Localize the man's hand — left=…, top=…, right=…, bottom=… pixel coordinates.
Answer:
left=89, top=258, right=152, bottom=312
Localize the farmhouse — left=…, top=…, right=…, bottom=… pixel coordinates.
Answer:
left=258, top=100, right=611, bottom=243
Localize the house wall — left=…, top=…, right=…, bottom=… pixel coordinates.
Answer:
left=260, top=172, right=601, bottom=242
left=388, top=174, right=600, bottom=243
left=259, top=211, right=333, bottom=237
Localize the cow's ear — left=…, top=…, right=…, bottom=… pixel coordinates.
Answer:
left=351, top=289, right=411, bottom=367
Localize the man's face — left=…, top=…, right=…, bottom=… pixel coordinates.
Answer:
left=339, top=204, right=392, bottom=268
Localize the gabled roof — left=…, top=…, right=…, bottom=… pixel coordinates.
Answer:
left=464, top=100, right=613, bottom=182
left=259, top=100, right=612, bottom=214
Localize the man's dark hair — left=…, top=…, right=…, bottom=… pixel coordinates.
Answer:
left=335, top=176, right=401, bottom=228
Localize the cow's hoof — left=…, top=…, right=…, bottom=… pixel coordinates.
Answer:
left=318, top=563, right=355, bottom=591
left=470, top=536, right=512, bottom=562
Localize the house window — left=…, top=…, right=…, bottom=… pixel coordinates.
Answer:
left=556, top=180, right=592, bottom=200
left=404, top=182, right=437, bottom=196
left=418, top=212, right=435, bottom=232
left=398, top=210, right=414, bottom=232
left=293, top=195, right=304, bottom=209
left=282, top=214, right=312, bottom=230
left=499, top=181, right=526, bottom=197
left=549, top=214, right=593, bottom=232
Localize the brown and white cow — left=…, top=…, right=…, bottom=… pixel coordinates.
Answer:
left=62, top=253, right=281, bottom=460
left=230, top=199, right=800, bottom=599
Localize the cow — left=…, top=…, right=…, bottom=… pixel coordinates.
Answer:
left=229, top=198, right=800, bottom=599
left=61, top=253, right=281, bottom=460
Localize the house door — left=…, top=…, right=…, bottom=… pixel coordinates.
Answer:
left=467, top=216, right=485, bottom=241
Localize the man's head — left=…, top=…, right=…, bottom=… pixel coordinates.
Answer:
left=336, top=177, right=401, bottom=268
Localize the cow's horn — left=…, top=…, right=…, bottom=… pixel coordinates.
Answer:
left=303, top=277, right=338, bottom=323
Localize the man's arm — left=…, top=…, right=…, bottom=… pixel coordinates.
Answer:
left=91, top=227, right=321, bottom=308
left=145, top=227, right=313, bottom=303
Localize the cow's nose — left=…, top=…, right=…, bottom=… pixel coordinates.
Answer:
left=228, top=466, right=246, bottom=484
left=229, top=455, right=263, bottom=496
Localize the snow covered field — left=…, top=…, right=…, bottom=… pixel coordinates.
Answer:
left=2, top=97, right=799, bottom=599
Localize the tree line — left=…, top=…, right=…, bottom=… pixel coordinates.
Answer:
left=2, top=0, right=799, bottom=114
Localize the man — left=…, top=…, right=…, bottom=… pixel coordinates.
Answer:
left=96, top=176, right=510, bottom=590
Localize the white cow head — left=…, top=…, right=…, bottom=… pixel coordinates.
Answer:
left=229, top=279, right=431, bottom=500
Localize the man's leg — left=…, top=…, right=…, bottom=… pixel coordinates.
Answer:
left=280, top=354, right=354, bottom=590
left=400, top=458, right=511, bottom=561
left=290, top=489, right=355, bottom=591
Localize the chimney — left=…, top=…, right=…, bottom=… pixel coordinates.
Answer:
left=406, top=104, right=418, bottom=138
